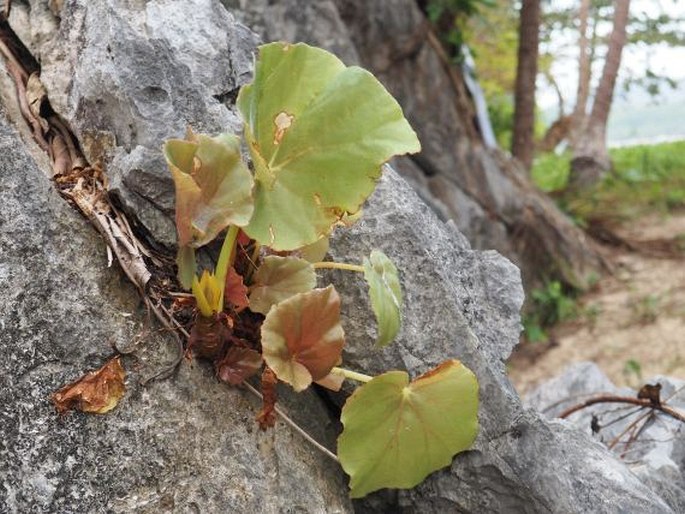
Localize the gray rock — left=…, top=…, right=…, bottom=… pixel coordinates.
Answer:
left=10, top=0, right=259, bottom=248
left=0, top=105, right=351, bottom=512
left=526, top=363, right=685, bottom=513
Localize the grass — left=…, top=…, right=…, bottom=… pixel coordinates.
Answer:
left=531, top=140, right=685, bottom=224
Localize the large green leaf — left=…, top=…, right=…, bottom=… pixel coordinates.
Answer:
left=363, top=250, right=402, bottom=346
left=164, top=132, right=254, bottom=248
left=248, top=256, right=316, bottom=315
left=261, top=286, right=345, bottom=392
left=237, top=42, right=421, bottom=250
left=337, top=360, right=479, bottom=498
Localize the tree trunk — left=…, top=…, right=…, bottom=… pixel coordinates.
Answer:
left=511, top=0, right=540, bottom=171
left=570, top=0, right=631, bottom=189
left=568, top=0, right=592, bottom=148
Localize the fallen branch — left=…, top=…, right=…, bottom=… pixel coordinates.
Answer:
left=559, top=394, right=685, bottom=424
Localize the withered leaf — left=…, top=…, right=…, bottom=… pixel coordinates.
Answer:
left=256, top=367, right=278, bottom=430
left=52, top=356, right=126, bottom=414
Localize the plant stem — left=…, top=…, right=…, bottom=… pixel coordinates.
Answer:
left=332, top=366, right=374, bottom=383
left=244, top=242, right=261, bottom=284
left=216, top=225, right=240, bottom=305
left=242, top=381, right=339, bottom=463
left=313, top=261, right=365, bottom=273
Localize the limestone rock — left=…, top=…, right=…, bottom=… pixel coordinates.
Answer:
left=0, top=106, right=350, bottom=513
left=10, top=0, right=259, bottom=248
left=526, top=363, right=685, bottom=513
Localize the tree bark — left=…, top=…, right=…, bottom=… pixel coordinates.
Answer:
left=568, top=0, right=592, bottom=148
left=511, top=0, right=541, bottom=171
left=571, top=0, right=631, bottom=189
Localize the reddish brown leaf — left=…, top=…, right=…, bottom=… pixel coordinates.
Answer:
left=237, top=229, right=252, bottom=247
left=216, top=346, right=263, bottom=385
left=261, top=286, right=345, bottom=392
left=256, top=367, right=278, bottom=430
left=52, top=357, right=126, bottom=414
left=225, top=267, right=249, bottom=312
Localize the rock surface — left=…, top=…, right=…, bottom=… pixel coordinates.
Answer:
left=0, top=1, right=677, bottom=513
left=526, top=363, right=685, bottom=513
left=0, top=103, right=350, bottom=512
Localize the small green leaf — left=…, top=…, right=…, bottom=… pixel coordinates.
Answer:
left=237, top=42, right=421, bottom=250
left=337, top=360, right=479, bottom=498
left=249, top=256, right=317, bottom=315
left=363, top=250, right=402, bottom=346
left=164, top=131, right=254, bottom=248
left=261, top=286, right=345, bottom=392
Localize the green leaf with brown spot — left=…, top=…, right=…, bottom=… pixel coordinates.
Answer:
left=164, top=131, right=254, bottom=248
left=237, top=42, right=421, bottom=250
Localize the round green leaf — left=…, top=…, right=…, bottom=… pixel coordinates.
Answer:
left=237, top=42, right=421, bottom=250
left=337, top=360, right=479, bottom=498
left=261, top=286, right=345, bottom=392
left=164, top=132, right=254, bottom=248
left=363, top=250, right=402, bottom=347
left=249, top=256, right=316, bottom=315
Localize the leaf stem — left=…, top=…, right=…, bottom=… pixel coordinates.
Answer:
left=332, top=366, right=374, bottom=383
left=242, top=381, right=339, bottom=463
left=313, top=261, right=365, bottom=273
left=216, top=225, right=240, bottom=306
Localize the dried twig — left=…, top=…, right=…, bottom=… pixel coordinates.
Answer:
left=559, top=394, right=685, bottom=424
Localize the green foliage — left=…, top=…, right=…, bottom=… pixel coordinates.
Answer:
left=629, top=294, right=660, bottom=325
left=237, top=42, right=420, bottom=251
left=623, top=359, right=643, bottom=386
left=426, top=0, right=497, bottom=62
left=164, top=133, right=254, bottom=245
left=523, top=280, right=578, bottom=342
left=338, top=360, right=479, bottom=498
left=531, top=152, right=571, bottom=193
left=532, top=141, right=685, bottom=224
left=363, top=250, right=403, bottom=347
left=162, top=42, right=479, bottom=498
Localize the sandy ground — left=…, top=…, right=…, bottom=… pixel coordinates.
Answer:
left=508, top=212, right=685, bottom=395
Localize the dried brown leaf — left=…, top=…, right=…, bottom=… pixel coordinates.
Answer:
left=51, top=357, right=126, bottom=414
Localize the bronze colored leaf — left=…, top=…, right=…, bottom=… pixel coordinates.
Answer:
left=52, top=357, right=126, bottom=414
left=261, top=286, right=345, bottom=392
